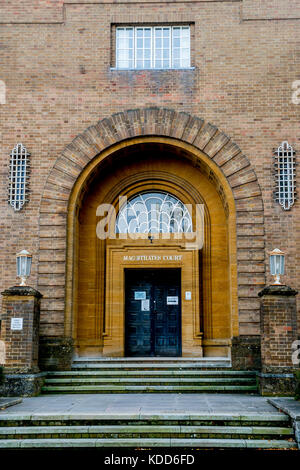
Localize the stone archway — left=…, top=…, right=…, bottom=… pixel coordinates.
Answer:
left=38, top=108, right=264, bottom=355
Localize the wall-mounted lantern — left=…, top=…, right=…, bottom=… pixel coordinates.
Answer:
left=16, top=250, right=32, bottom=286
left=269, top=248, right=285, bottom=285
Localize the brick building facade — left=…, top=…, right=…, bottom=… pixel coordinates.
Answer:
left=0, top=1, right=299, bottom=373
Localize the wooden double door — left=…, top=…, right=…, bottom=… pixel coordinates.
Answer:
left=125, top=269, right=182, bottom=357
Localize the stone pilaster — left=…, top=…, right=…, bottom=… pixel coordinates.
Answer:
left=258, top=285, right=298, bottom=396
left=0, top=286, right=44, bottom=396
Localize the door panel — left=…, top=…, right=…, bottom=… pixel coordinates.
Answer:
left=125, top=276, right=152, bottom=356
left=125, top=269, right=181, bottom=357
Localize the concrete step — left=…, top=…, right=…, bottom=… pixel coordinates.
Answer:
left=47, top=370, right=256, bottom=377
left=41, top=384, right=258, bottom=393
left=0, top=411, right=295, bottom=449
left=0, top=424, right=294, bottom=439
left=44, top=378, right=256, bottom=386
left=44, top=377, right=256, bottom=384
left=73, top=357, right=230, bottom=363
left=0, top=412, right=290, bottom=426
left=0, top=438, right=296, bottom=449
left=43, top=360, right=258, bottom=394
left=71, top=362, right=232, bottom=370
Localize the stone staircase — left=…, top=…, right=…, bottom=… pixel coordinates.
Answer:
left=41, top=357, right=259, bottom=394
left=0, top=412, right=296, bottom=449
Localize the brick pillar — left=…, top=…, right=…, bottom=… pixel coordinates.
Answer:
left=258, top=285, right=298, bottom=396
left=0, top=286, right=44, bottom=396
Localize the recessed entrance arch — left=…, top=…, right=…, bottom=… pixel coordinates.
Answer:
left=38, top=108, right=265, bottom=358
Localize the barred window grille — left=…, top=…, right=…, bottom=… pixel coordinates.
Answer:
left=9, top=143, right=30, bottom=211
left=274, top=141, right=296, bottom=210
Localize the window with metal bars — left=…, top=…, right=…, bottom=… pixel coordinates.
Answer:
left=274, top=141, right=296, bottom=210
left=8, top=143, right=30, bottom=211
left=116, top=26, right=191, bottom=69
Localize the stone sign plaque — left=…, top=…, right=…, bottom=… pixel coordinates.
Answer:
left=10, top=318, right=23, bottom=331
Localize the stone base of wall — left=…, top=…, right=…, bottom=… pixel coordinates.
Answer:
left=39, top=336, right=74, bottom=371
left=231, top=336, right=261, bottom=370
left=258, top=367, right=296, bottom=396
left=0, top=373, right=45, bottom=397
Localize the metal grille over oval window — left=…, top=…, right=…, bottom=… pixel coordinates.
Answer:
left=274, top=141, right=296, bottom=210
left=8, top=143, right=30, bottom=211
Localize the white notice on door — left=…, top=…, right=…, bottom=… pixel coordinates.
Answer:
left=167, top=296, right=179, bottom=305
left=141, top=299, right=150, bottom=311
left=135, top=291, right=146, bottom=300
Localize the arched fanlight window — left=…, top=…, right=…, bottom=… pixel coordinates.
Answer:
left=274, top=141, right=296, bottom=210
left=116, top=192, right=193, bottom=233
left=8, top=143, right=30, bottom=211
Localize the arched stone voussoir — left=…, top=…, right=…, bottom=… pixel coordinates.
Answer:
left=233, top=180, right=262, bottom=200
left=60, top=144, right=92, bottom=170
left=71, top=134, right=99, bottom=160
left=83, top=125, right=110, bottom=151
left=204, top=131, right=230, bottom=158
left=193, top=122, right=218, bottom=151
left=228, top=167, right=258, bottom=188
left=169, top=111, right=191, bottom=140
left=47, top=167, right=77, bottom=191
left=221, top=153, right=250, bottom=177
left=110, top=111, right=136, bottom=141
left=43, top=181, right=71, bottom=202
left=213, top=140, right=241, bottom=167
left=54, top=155, right=84, bottom=179
left=124, top=108, right=145, bottom=137
left=41, top=106, right=264, bottom=225
left=182, top=115, right=204, bottom=144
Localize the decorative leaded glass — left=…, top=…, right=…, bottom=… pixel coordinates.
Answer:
left=274, top=141, right=296, bottom=210
left=9, top=143, right=30, bottom=211
left=116, top=192, right=193, bottom=233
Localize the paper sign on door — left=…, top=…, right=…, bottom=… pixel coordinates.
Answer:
left=135, top=291, right=146, bottom=300
left=167, top=296, right=179, bottom=305
left=141, top=299, right=150, bottom=311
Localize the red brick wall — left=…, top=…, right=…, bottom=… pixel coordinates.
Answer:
left=0, top=1, right=299, bottom=336
left=1, top=294, right=40, bottom=372
left=260, top=291, right=298, bottom=369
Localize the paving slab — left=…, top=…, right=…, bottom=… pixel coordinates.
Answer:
left=268, top=397, right=300, bottom=421
left=0, top=394, right=282, bottom=418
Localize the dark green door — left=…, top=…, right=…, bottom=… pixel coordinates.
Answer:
left=125, top=269, right=181, bottom=357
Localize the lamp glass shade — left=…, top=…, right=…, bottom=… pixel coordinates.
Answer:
left=270, top=249, right=285, bottom=276
left=16, top=250, right=32, bottom=277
